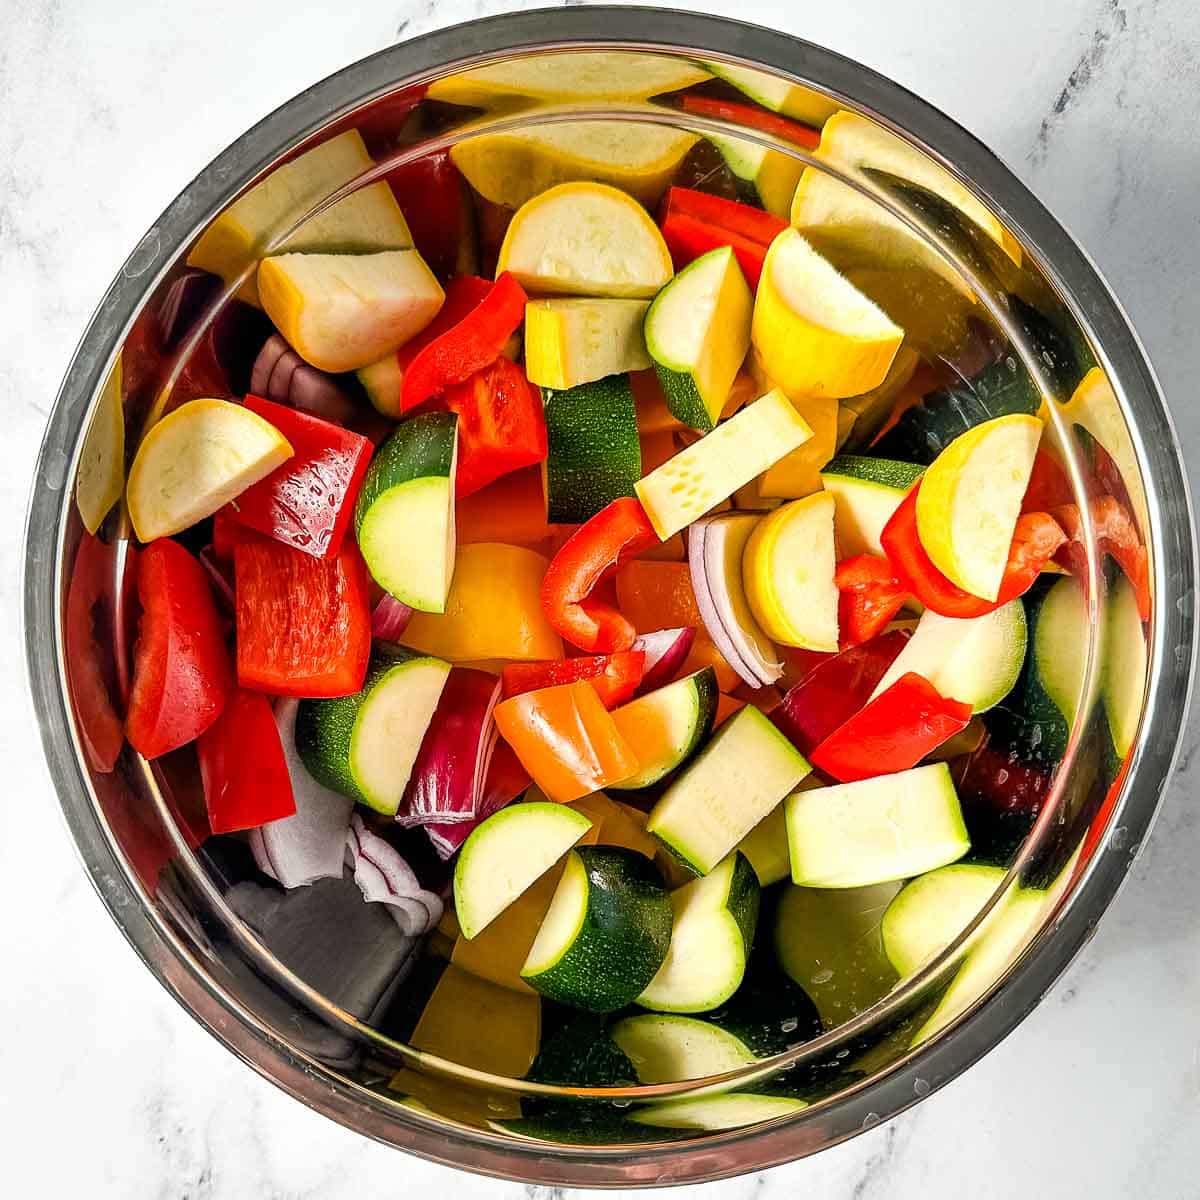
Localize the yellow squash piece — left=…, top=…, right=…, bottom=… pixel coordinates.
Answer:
left=452, top=122, right=698, bottom=210
left=702, top=62, right=839, bottom=127
left=524, top=298, right=651, bottom=389
left=497, top=182, right=673, bottom=299
left=126, top=398, right=293, bottom=542
left=752, top=228, right=904, bottom=400
left=428, top=52, right=711, bottom=107
left=915, top=413, right=1043, bottom=601
left=402, top=542, right=563, bottom=662
left=75, top=354, right=125, bottom=534
left=790, top=111, right=1021, bottom=295
left=187, top=130, right=411, bottom=306
left=635, top=389, right=814, bottom=540
left=258, top=249, right=444, bottom=373
left=408, top=963, right=541, bottom=1077
left=743, top=492, right=839, bottom=650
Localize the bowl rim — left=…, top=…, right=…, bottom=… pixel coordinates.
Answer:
left=23, top=6, right=1198, bottom=1186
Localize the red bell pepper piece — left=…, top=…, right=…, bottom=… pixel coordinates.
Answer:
left=959, top=741, right=1051, bottom=817
left=1021, top=448, right=1076, bottom=513
left=386, top=150, right=469, bottom=279
left=660, top=186, right=790, bottom=244
left=678, top=95, right=821, bottom=149
left=125, top=540, right=234, bottom=759
left=881, top=483, right=1066, bottom=618
left=501, top=651, right=646, bottom=710
left=660, top=213, right=772, bottom=290
left=64, top=532, right=126, bottom=773
left=443, top=356, right=548, bottom=497
left=772, top=630, right=910, bottom=755
left=541, top=497, right=660, bottom=653
left=196, top=688, right=296, bottom=833
left=234, top=537, right=371, bottom=697
left=834, top=554, right=909, bottom=647
left=400, top=272, right=527, bottom=412
left=810, top=672, right=972, bottom=783
left=221, top=395, right=372, bottom=560
left=1053, top=495, right=1151, bottom=620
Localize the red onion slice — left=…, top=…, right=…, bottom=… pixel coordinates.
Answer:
left=399, top=669, right=502, bottom=827
left=250, top=699, right=354, bottom=888
left=251, top=334, right=356, bottom=424
left=250, top=334, right=289, bottom=396
left=425, top=742, right=529, bottom=860
left=371, top=594, right=414, bottom=642
left=632, top=626, right=697, bottom=694
left=687, top=518, right=782, bottom=689
left=346, top=814, right=443, bottom=935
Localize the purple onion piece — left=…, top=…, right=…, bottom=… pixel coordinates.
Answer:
left=372, top=594, right=414, bottom=642
left=289, top=365, right=356, bottom=425
left=346, top=814, right=443, bottom=934
left=157, top=270, right=222, bottom=348
left=267, top=347, right=301, bottom=399
left=632, top=626, right=697, bottom=695
left=250, top=334, right=289, bottom=396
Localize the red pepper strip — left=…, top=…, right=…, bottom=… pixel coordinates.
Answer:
left=810, top=672, right=972, bottom=783
left=234, top=537, right=371, bottom=697
left=126, top=540, right=234, bottom=760
left=501, top=651, right=646, bottom=710
left=400, top=271, right=527, bottom=412
left=197, top=688, right=296, bottom=834
left=222, top=394, right=372, bottom=560
left=386, top=150, right=469, bottom=279
left=677, top=96, right=821, bottom=150
left=1021, top=447, right=1076, bottom=513
left=772, top=630, right=911, bottom=755
left=65, top=532, right=126, bottom=773
left=443, top=356, right=548, bottom=497
left=834, top=554, right=909, bottom=647
left=1080, top=752, right=1131, bottom=866
left=881, top=483, right=1066, bottom=618
left=541, top=497, right=660, bottom=653
left=659, top=186, right=789, bottom=245
left=660, top=212, right=773, bottom=290
left=1053, top=495, right=1150, bottom=620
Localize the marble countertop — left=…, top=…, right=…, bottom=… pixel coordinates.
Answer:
left=3, top=0, right=1198, bottom=1195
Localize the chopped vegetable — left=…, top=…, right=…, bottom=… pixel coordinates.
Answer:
left=249, top=335, right=356, bottom=425
left=357, top=275, right=493, bottom=417
left=524, top=298, right=651, bottom=389
left=258, top=249, right=444, bottom=373
left=346, top=814, right=444, bottom=935
left=126, top=398, right=294, bottom=543
left=197, top=688, right=296, bottom=834
left=401, top=667, right=501, bottom=827
left=881, top=483, right=1065, bottom=618
left=678, top=94, right=821, bottom=148
left=125, top=539, right=233, bottom=760
left=743, top=492, right=840, bottom=650
left=493, top=680, right=639, bottom=803
left=501, top=651, right=645, bottom=710
left=543, top=374, right=642, bottom=523
left=820, top=453, right=924, bottom=557
left=443, top=355, right=547, bottom=497
left=222, top=394, right=371, bottom=559
left=1054, top=494, right=1150, bottom=620
left=234, top=537, right=371, bottom=697
left=772, top=629, right=910, bottom=755
left=541, top=497, right=659, bottom=653
left=810, top=672, right=972, bottom=783
left=76, top=355, right=125, bottom=535
left=636, top=389, right=814, bottom=539
left=497, top=182, right=674, bottom=299
left=403, top=541, right=563, bottom=662
left=386, top=149, right=470, bottom=278
left=659, top=186, right=788, bottom=249
left=834, top=553, right=908, bottom=646
left=915, top=414, right=1043, bottom=601
left=426, top=741, right=531, bottom=860
left=631, top=626, right=697, bottom=694
left=399, top=271, right=527, bottom=412
left=752, top=229, right=904, bottom=400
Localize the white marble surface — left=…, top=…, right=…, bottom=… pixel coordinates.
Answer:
left=2, top=0, right=1198, bottom=1195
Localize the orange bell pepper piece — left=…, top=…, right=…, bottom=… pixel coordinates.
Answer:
left=493, top=680, right=638, bottom=802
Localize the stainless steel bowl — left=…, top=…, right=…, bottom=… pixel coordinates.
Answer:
left=24, top=7, right=1196, bottom=1186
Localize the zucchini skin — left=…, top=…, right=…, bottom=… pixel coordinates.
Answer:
left=294, top=644, right=421, bottom=804
left=873, top=295, right=1091, bottom=465
left=543, top=375, right=641, bottom=523
left=525, top=847, right=672, bottom=1013
left=353, top=411, right=456, bottom=534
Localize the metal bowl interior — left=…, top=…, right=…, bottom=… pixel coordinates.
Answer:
left=24, top=8, right=1196, bottom=1187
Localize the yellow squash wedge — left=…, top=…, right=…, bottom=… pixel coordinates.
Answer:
left=743, top=492, right=839, bottom=650
left=126, top=398, right=292, bottom=542
left=915, top=413, right=1043, bottom=601
left=75, top=355, right=125, bottom=534
left=497, top=182, right=673, bottom=299
left=752, top=228, right=903, bottom=400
